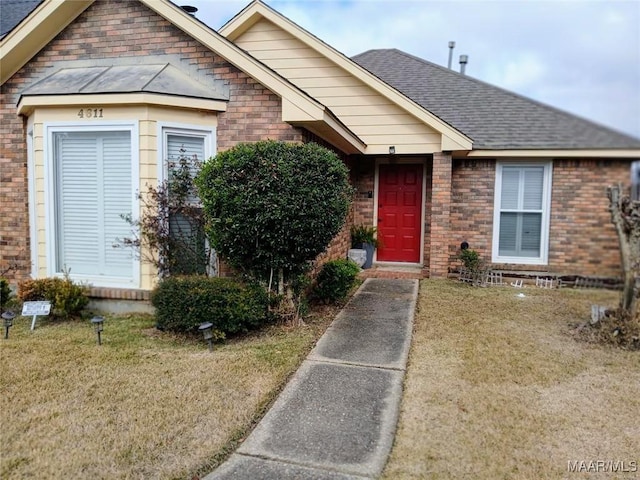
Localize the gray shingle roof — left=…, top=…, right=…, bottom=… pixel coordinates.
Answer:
left=352, top=48, right=640, bottom=150
left=0, top=0, right=41, bottom=37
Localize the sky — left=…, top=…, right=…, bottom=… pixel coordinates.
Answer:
left=185, top=0, right=640, bottom=140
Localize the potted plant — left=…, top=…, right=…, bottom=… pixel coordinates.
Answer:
left=350, top=224, right=380, bottom=269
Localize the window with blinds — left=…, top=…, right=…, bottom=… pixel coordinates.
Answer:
left=167, top=133, right=204, bottom=205
left=164, top=129, right=214, bottom=275
left=492, top=163, right=552, bottom=264
left=53, top=130, right=133, bottom=280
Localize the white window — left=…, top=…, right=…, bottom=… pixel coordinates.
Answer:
left=47, top=125, right=139, bottom=286
left=492, top=162, right=552, bottom=265
left=159, top=125, right=215, bottom=275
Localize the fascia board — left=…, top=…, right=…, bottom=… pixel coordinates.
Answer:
left=219, top=6, right=263, bottom=40
left=220, top=1, right=473, bottom=150
left=17, top=93, right=228, bottom=115
left=0, top=0, right=94, bottom=84
left=0, top=0, right=94, bottom=85
left=465, top=149, right=640, bottom=159
left=321, top=111, right=367, bottom=153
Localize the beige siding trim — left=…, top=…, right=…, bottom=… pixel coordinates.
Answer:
left=17, top=93, right=228, bottom=116
left=221, top=3, right=472, bottom=151
left=234, top=17, right=443, bottom=153
left=465, top=149, right=640, bottom=158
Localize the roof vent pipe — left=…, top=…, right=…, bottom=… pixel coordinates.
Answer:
left=180, top=5, right=198, bottom=16
left=459, top=54, right=468, bottom=75
left=447, top=41, right=455, bottom=69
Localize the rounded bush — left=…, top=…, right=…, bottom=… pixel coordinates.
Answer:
left=151, top=276, right=269, bottom=337
left=314, top=259, right=360, bottom=303
left=195, top=141, right=353, bottom=282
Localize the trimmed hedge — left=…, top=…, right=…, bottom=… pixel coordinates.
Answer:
left=314, top=259, right=360, bottom=304
left=151, top=276, right=269, bottom=337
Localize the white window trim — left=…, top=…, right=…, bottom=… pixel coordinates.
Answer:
left=157, top=123, right=217, bottom=276
left=492, top=161, right=552, bottom=265
left=157, top=122, right=215, bottom=185
left=44, top=121, right=140, bottom=288
left=27, top=116, right=38, bottom=278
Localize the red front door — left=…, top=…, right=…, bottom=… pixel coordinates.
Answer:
left=377, top=164, right=423, bottom=263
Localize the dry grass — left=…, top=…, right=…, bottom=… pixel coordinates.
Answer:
left=0, top=308, right=336, bottom=480
left=384, top=280, right=640, bottom=480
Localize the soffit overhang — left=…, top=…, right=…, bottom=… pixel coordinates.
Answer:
left=460, top=149, right=640, bottom=159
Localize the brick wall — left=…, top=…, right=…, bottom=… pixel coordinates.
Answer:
left=0, top=0, right=302, bottom=285
left=429, top=152, right=453, bottom=277
left=422, top=162, right=433, bottom=275
left=449, top=158, right=631, bottom=277
left=351, top=157, right=375, bottom=226
left=0, top=93, right=29, bottom=281
left=449, top=159, right=495, bottom=270
left=548, top=159, right=629, bottom=276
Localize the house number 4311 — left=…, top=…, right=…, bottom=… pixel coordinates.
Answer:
left=77, top=108, right=104, bottom=119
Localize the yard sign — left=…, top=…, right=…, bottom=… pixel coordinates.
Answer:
left=22, top=301, right=51, bottom=330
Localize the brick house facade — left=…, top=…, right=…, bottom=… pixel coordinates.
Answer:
left=1, top=0, right=639, bottom=299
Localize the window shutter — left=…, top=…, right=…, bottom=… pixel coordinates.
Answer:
left=55, top=131, right=132, bottom=278
left=56, top=133, right=99, bottom=273
left=102, top=133, right=134, bottom=276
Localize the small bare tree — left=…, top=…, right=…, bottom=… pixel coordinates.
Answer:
left=116, top=148, right=216, bottom=278
left=607, top=184, right=640, bottom=315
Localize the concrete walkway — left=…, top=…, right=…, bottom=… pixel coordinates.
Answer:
left=204, top=278, right=418, bottom=480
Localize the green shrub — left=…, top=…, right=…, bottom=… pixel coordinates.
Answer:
left=460, top=249, right=483, bottom=273
left=314, top=259, right=360, bottom=303
left=151, top=276, right=269, bottom=337
left=17, top=276, right=89, bottom=318
left=196, top=141, right=353, bottom=286
left=1, top=278, right=12, bottom=311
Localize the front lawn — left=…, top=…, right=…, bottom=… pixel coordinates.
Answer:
left=384, top=280, right=640, bottom=479
left=0, top=310, right=334, bottom=479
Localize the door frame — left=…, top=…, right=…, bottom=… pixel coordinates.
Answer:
left=373, top=157, right=428, bottom=266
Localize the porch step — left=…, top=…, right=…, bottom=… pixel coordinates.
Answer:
left=359, top=264, right=425, bottom=279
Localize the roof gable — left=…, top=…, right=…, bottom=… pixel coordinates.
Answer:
left=220, top=0, right=473, bottom=153
left=0, top=0, right=365, bottom=153
left=353, top=49, right=640, bottom=150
